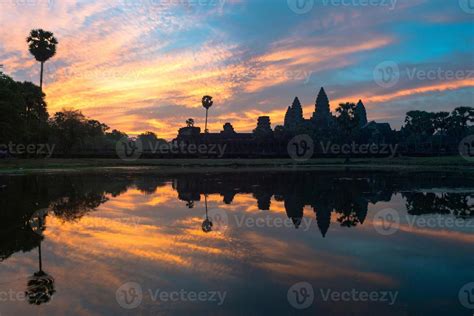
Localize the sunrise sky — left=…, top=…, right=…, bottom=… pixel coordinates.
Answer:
left=1, top=0, right=473, bottom=139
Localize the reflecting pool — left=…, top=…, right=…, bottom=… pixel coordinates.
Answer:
left=0, top=169, right=473, bottom=315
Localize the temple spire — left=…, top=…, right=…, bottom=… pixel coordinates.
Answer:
left=355, top=99, right=368, bottom=128
left=284, top=97, right=304, bottom=130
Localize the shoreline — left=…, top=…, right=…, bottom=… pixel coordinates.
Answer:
left=0, top=157, right=473, bottom=175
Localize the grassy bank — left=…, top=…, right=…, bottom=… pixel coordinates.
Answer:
left=0, top=156, right=472, bottom=174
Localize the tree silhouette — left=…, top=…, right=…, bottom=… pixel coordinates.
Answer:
left=202, top=96, right=213, bottom=133
left=186, top=118, right=195, bottom=128
left=26, top=29, right=58, bottom=91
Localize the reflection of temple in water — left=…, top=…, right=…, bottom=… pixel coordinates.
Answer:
left=0, top=171, right=472, bottom=261
left=172, top=171, right=473, bottom=237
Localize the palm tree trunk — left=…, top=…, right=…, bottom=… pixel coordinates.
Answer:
left=40, top=62, right=44, bottom=91
left=38, top=243, right=43, bottom=272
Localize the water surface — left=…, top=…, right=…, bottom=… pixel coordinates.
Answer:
left=0, top=170, right=473, bottom=315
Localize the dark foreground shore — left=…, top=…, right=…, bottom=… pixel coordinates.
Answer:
left=0, top=156, right=473, bottom=174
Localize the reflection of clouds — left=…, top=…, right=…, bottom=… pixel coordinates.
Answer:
left=0, top=180, right=472, bottom=314
left=245, top=231, right=397, bottom=287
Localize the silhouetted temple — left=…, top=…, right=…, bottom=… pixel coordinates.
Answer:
left=174, top=87, right=394, bottom=157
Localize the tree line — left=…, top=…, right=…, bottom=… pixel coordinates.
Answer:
left=0, top=28, right=472, bottom=157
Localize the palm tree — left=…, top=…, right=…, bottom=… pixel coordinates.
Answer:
left=201, top=96, right=213, bottom=133
left=27, top=29, right=58, bottom=91
left=25, top=243, right=56, bottom=305
left=25, top=209, right=56, bottom=305
left=186, top=118, right=195, bottom=128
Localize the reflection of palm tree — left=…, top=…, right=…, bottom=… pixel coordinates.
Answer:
left=202, top=96, right=213, bottom=134
left=26, top=29, right=58, bottom=91
left=25, top=210, right=56, bottom=305
left=26, top=244, right=56, bottom=305
left=201, top=194, right=213, bottom=233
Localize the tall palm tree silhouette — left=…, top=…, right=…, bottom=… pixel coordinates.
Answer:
left=26, top=29, right=58, bottom=91
left=202, top=96, right=213, bottom=134
left=26, top=209, right=56, bottom=305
